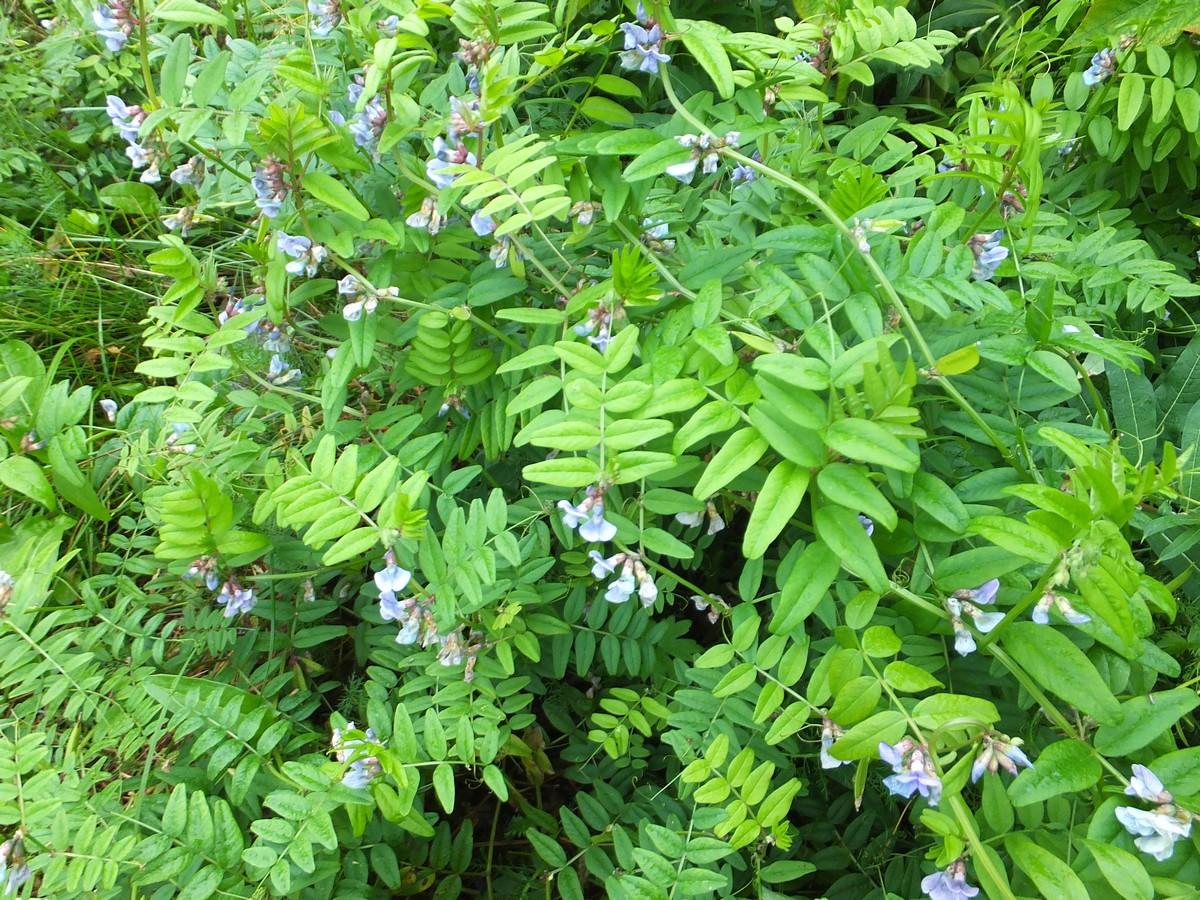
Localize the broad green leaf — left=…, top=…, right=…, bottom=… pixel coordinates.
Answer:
left=912, top=693, right=999, bottom=729
left=1002, top=622, right=1122, bottom=725
left=814, top=505, right=888, bottom=591
left=303, top=172, right=369, bottom=221
left=693, top=428, right=768, bottom=498
left=771, top=541, right=840, bottom=635
left=817, top=463, right=896, bottom=531
left=1081, top=840, right=1153, bottom=900
left=883, top=660, right=943, bottom=693
left=967, top=515, right=1060, bottom=563
left=1094, top=689, right=1199, bottom=757
left=1006, top=835, right=1089, bottom=900
left=580, top=96, right=635, bottom=125
left=828, top=710, right=907, bottom=760
left=824, top=417, right=919, bottom=472
left=0, top=456, right=56, bottom=509
left=1108, top=364, right=1158, bottom=463
left=743, top=461, right=809, bottom=559
left=152, top=0, right=227, bottom=27
left=677, top=19, right=735, bottom=98
left=1008, top=740, right=1101, bottom=806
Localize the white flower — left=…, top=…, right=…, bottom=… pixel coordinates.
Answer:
left=1127, top=764, right=1172, bottom=804
left=675, top=510, right=703, bottom=527
left=605, top=572, right=635, bottom=604
left=1115, top=806, right=1192, bottom=861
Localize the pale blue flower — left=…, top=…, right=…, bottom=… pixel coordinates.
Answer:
left=1115, top=806, right=1192, bottom=861
left=106, top=95, right=143, bottom=143
left=578, top=505, right=618, bottom=543
left=308, top=0, right=341, bottom=35
left=589, top=550, right=623, bottom=579
left=374, top=561, right=412, bottom=595
left=216, top=580, right=256, bottom=617
left=858, top=514, right=875, bottom=537
left=1127, top=765, right=1172, bottom=804
left=93, top=1, right=131, bottom=51
left=821, top=719, right=848, bottom=768
left=266, top=354, right=300, bottom=385
left=169, top=156, right=204, bottom=186
left=349, top=96, right=387, bottom=151
left=619, top=22, right=671, bottom=74
left=0, top=834, right=31, bottom=897
left=99, top=398, right=118, bottom=422
left=426, top=136, right=477, bottom=189
left=1083, top=48, right=1116, bottom=86
left=332, top=723, right=382, bottom=788
left=605, top=571, right=635, bottom=603
left=969, top=230, right=1008, bottom=281
left=921, top=860, right=979, bottom=900
left=470, top=209, right=496, bottom=236
left=880, top=739, right=942, bottom=805
left=558, top=499, right=588, bottom=529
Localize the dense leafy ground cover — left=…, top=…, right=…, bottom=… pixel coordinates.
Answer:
left=2, top=0, right=1200, bottom=896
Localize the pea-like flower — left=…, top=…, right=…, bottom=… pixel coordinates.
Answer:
left=971, top=733, right=1034, bottom=782
left=93, top=0, right=133, bottom=52
left=559, top=485, right=618, bottom=543
left=406, top=196, right=447, bottom=234
left=331, top=723, right=382, bottom=788
left=349, top=95, right=388, bottom=153
left=106, top=95, right=144, bottom=143
left=99, top=398, right=119, bottom=422
left=820, top=718, right=848, bottom=769
left=641, top=218, right=675, bottom=253
left=374, top=550, right=412, bottom=598
left=276, top=231, right=327, bottom=277
left=968, top=230, right=1008, bottom=281
left=125, top=143, right=162, bottom=184
left=216, top=579, right=256, bottom=618
left=0, top=571, right=14, bottom=610
left=1083, top=48, right=1116, bottom=86
left=921, top=858, right=979, bottom=900
left=252, top=158, right=288, bottom=218
left=170, top=156, right=205, bottom=187
left=426, top=135, right=477, bottom=189
left=666, top=133, right=739, bottom=184
left=307, top=0, right=341, bottom=35
left=619, top=20, right=671, bottom=74
left=163, top=206, right=196, bottom=237
left=0, top=832, right=32, bottom=897
left=1115, top=805, right=1193, bottom=861
left=588, top=550, right=626, bottom=579
left=1032, top=590, right=1090, bottom=625
left=879, top=738, right=942, bottom=806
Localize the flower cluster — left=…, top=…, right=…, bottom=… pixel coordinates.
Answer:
left=946, top=578, right=1004, bottom=655
left=619, top=2, right=670, bottom=74
left=216, top=579, right=256, bottom=618
left=163, top=206, right=196, bottom=237
left=971, top=733, right=1034, bottom=781
left=426, top=135, right=477, bottom=190
left=308, top=0, right=341, bottom=36
left=170, top=156, right=205, bottom=188
left=641, top=218, right=674, bottom=253
left=0, top=832, right=31, bottom=897
left=730, top=151, right=759, bottom=185
left=1031, top=590, right=1090, bottom=625
left=820, top=718, right=848, bottom=769
left=666, top=132, right=740, bottom=184
left=675, top=501, right=725, bottom=536
left=92, top=0, right=133, bottom=52
left=879, top=738, right=942, bottom=806
left=574, top=300, right=623, bottom=352
left=589, top=551, right=657, bottom=606
left=406, top=196, right=447, bottom=234
left=921, top=858, right=978, bottom=900
left=470, top=210, right=512, bottom=268
left=217, top=294, right=264, bottom=330
left=1083, top=48, right=1116, bottom=86
left=277, top=231, right=327, bottom=278
left=338, top=274, right=397, bottom=321
left=349, top=94, right=388, bottom=155
left=107, top=95, right=164, bottom=184
left=967, top=230, right=1007, bottom=281
left=1115, top=764, right=1195, bottom=861
left=373, top=550, right=483, bottom=679
left=331, top=723, right=383, bottom=788
left=252, top=157, right=289, bottom=218
left=558, top=485, right=618, bottom=543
